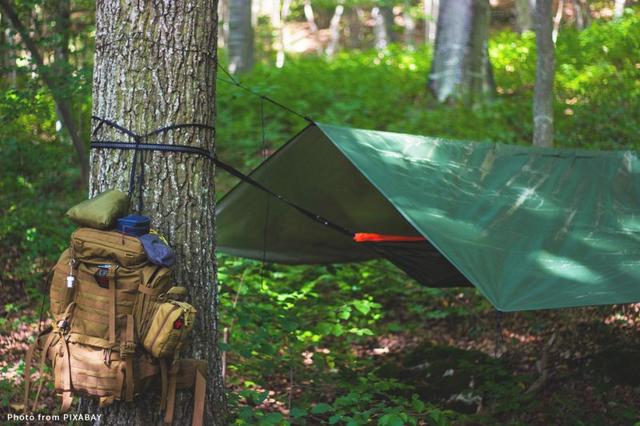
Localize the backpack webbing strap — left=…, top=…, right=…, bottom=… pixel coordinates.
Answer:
left=163, top=367, right=178, bottom=425
left=120, top=314, right=135, bottom=401
left=159, top=359, right=168, bottom=410
left=108, top=269, right=117, bottom=345
left=23, top=326, right=55, bottom=412
left=192, top=369, right=206, bottom=426
left=59, top=338, right=74, bottom=412
left=32, top=332, right=58, bottom=411
left=160, top=362, right=206, bottom=426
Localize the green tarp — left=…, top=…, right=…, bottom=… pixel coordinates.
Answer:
left=216, top=123, right=640, bottom=312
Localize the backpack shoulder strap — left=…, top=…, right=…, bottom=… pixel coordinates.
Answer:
left=23, top=326, right=55, bottom=412
left=161, top=360, right=207, bottom=426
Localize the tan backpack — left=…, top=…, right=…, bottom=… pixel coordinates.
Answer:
left=23, top=228, right=205, bottom=426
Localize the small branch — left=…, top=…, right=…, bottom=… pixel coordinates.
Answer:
left=552, top=0, right=564, bottom=44
left=525, top=333, right=556, bottom=395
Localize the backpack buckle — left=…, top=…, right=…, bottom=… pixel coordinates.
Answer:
left=120, top=342, right=136, bottom=358
left=57, top=319, right=70, bottom=332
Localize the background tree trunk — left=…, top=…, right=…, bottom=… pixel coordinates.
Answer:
left=273, top=0, right=291, bottom=68
left=423, top=0, right=439, bottom=44
left=303, top=0, right=322, bottom=54
left=428, top=0, right=494, bottom=104
left=218, top=0, right=229, bottom=47
left=326, top=3, right=344, bottom=57
left=346, top=6, right=364, bottom=49
left=552, top=0, right=565, bottom=44
left=572, top=0, right=591, bottom=30
left=403, top=2, right=416, bottom=51
left=533, top=0, right=555, bottom=147
left=614, top=0, right=626, bottom=19
left=83, top=1, right=227, bottom=424
left=228, top=0, right=254, bottom=74
left=464, top=0, right=493, bottom=105
left=372, top=6, right=394, bottom=50
left=515, top=0, right=535, bottom=33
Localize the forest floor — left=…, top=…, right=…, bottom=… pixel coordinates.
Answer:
left=3, top=261, right=640, bottom=425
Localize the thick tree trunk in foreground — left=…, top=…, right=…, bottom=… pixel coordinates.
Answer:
left=428, top=0, right=493, bottom=104
left=533, top=0, right=555, bottom=147
left=84, top=1, right=227, bottom=424
left=228, top=0, right=254, bottom=74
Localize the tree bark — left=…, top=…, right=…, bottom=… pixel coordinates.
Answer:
left=614, top=0, right=626, bottom=19
left=218, top=0, right=229, bottom=47
left=428, top=0, right=494, bottom=104
left=325, top=3, right=344, bottom=57
left=84, top=1, right=227, bottom=424
left=372, top=6, right=394, bottom=50
left=303, top=0, right=322, bottom=54
left=272, top=0, right=291, bottom=68
left=514, top=0, right=535, bottom=33
left=464, top=0, right=493, bottom=105
left=552, top=0, right=564, bottom=44
left=228, top=0, right=254, bottom=74
left=403, top=2, right=416, bottom=51
left=346, top=7, right=364, bottom=49
left=0, top=0, right=89, bottom=184
left=533, top=0, right=555, bottom=147
left=423, top=0, right=439, bottom=45
left=571, top=0, right=590, bottom=30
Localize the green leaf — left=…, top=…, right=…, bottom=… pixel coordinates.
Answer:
left=353, top=300, right=371, bottom=315
left=329, top=414, right=343, bottom=424
left=290, top=407, right=307, bottom=419
left=410, top=395, right=425, bottom=412
left=379, top=413, right=406, bottom=426
left=311, top=403, right=333, bottom=414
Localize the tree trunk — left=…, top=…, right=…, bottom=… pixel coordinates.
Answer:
left=614, top=0, right=626, bottom=19
left=346, top=7, right=364, bottom=49
left=552, top=0, right=564, bottom=44
left=423, top=0, right=439, bottom=44
left=572, top=0, right=590, bottom=30
left=514, top=0, right=535, bottom=33
left=274, top=0, right=291, bottom=68
left=428, top=0, right=494, bottom=104
left=372, top=6, right=394, bottom=50
left=218, top=0, right=229, bottom=47
left=533, top=0, right=555, bottom=147
left=229, top=0, right=254, bottom=74
left=0, top=13, right=12, bottom=86
left=0, top=0, right=89, bottom=184
left=325, top=4, right=344, bottom=57
left=303, top=0, right=322, bottom=54
left=403, top=2, right=416, bottom=51
left=84, top=1, right=227, bottom=424
left=464, top=0, right=493, bottom=105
